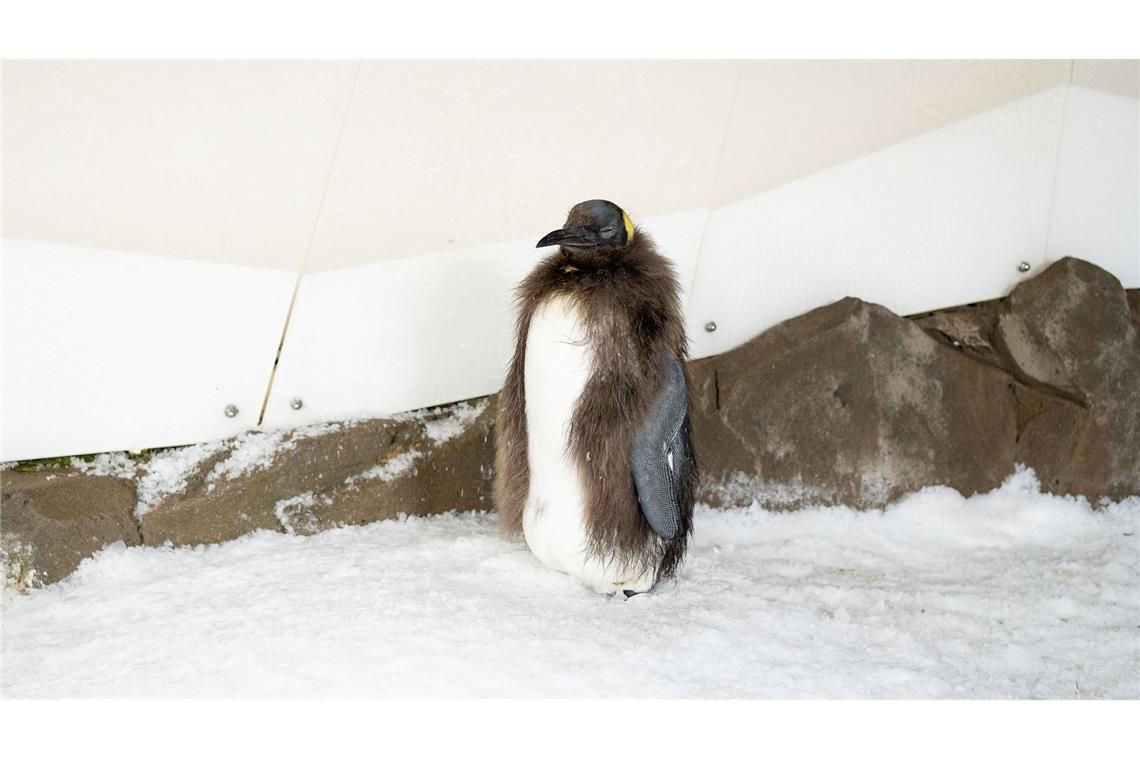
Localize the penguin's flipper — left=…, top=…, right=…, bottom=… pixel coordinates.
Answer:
left=632, top=355, right=690, bottom=541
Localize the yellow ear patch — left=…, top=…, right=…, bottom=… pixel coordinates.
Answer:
left=622, top=210, right=635, bottom=242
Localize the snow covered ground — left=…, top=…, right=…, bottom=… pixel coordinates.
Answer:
left=2, top=469, right=1136, bottom=698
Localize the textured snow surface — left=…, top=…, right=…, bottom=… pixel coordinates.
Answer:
left=2, top=469, right=1136, bottom=698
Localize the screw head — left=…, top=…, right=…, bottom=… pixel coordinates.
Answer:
left=704, top=321, right=718, bottom=333
left=290, top=398, right=304, bottom=411
left=1018, top=261, right=1031, bottom=273
left=224, top=404, right=239, bottom=418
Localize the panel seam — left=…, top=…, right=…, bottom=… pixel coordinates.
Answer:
left=683, top=61, right=743, bottom=323
left=256, top=61, right=363, bottom=427
left=1038, top=61, right=1076, bottom=273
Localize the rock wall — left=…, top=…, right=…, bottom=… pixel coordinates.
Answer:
left=3, top=257, right=1137, bottom=588
left=691, top=257, right=1139, bottom=508
left=2, top=400, right=496, bottom=588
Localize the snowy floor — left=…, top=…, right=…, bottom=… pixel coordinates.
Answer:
left=2, top=469, right=1137, bottom=698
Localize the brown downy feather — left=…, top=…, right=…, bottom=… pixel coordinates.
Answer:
left=493, top=226, right=698, bottom=580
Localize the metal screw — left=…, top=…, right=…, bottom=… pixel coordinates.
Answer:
left=704, top=321, right=718, bottom=333
left=290, top=398, right=304, bottom=411
left=1018, top=261, right=1031, bottom=273
left=224, top=404, right=239, bottom=418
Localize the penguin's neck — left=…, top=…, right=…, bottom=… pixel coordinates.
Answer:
left=551, top=244, right=642, bottom=277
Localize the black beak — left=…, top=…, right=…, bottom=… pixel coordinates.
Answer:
left=536, top=226, right=599, bottom=249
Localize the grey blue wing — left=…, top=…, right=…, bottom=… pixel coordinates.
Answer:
left=632, top=355, right=690, bottom=541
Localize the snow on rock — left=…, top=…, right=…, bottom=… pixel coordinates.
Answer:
left=2, top=468, right=1136, bottom=698
left=289, top=420, right=354, bottom=441
left=702, top=470, right=833, bottom=510
left=206, top=429, right=292, bottom=485
left=343, top=450, right=423, bottom=489
left=206, top=421, right=348, bottom=488
left=274, top=491, right=333, bottom=535
left=134, top=441, right=227, bottom=518
left=63, top=431, right=295, bottom=520
left=1, top=537, right=39, bottom=592
left=70, top=452, right=138, bottom=480
left=396, top=398, right=489, bottom=445
left=132, top=421, right=357, bottom=519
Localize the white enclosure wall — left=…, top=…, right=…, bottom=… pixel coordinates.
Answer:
left=1045, top=87, right=1140, bottom=278
left=685, top=88, right=1069, bottom=358
left=3, top=61, right=1138, bottom=460
left=2, top=240, right=295, bottom=458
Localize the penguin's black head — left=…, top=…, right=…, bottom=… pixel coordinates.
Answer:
left=536, top=199, right=635, bottom=251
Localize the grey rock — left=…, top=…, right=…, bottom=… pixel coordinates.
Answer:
left=1, top=469, right=140, bottom=588
left=273, top=397, right=496, bottom=535
left=996, top=258, right=1140, bottom=498
left=139, top=398, right=496, bottom=544
left=689, top=297, right=1037, bottom=508
left=690, top=257, right=1139, bottom=508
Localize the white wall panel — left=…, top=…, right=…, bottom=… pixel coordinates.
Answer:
left=636, top=208, right=709, bottom=308
left=686, top=88, right=1069, bottom=359
left=1046, top=87, right=1139, bottom=287
left=1, top=239, right=296, bottom=460
left=263, top=210, right=709, bottom=427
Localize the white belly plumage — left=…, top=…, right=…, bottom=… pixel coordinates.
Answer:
left=522, top=296, right=655, bottom=594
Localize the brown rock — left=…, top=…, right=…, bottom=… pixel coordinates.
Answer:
left=138, top=418, right=417, bottom=545
left=139, top=397, right=497, bottom=544
left=1127, top=289, right=1139, bottom=327
left=275, top=397, right=497, bottom=534
left=996, top=258, right=1140, bottom=498
left=909, top=299, right=1019, bottom=377
left=691, top=258, right=1139, bottom=509
left=690, top=297, right=1050, bottom=508
left=1, top=469, right=140, bottom=588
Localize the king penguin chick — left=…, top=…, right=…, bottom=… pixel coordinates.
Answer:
left=494, top=199, right=697, bottom=595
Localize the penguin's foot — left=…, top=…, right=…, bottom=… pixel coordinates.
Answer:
left=612, top=589, right=644, bottom=600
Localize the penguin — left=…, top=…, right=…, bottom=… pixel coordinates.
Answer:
left=494, top=199, right=697, bottom=595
